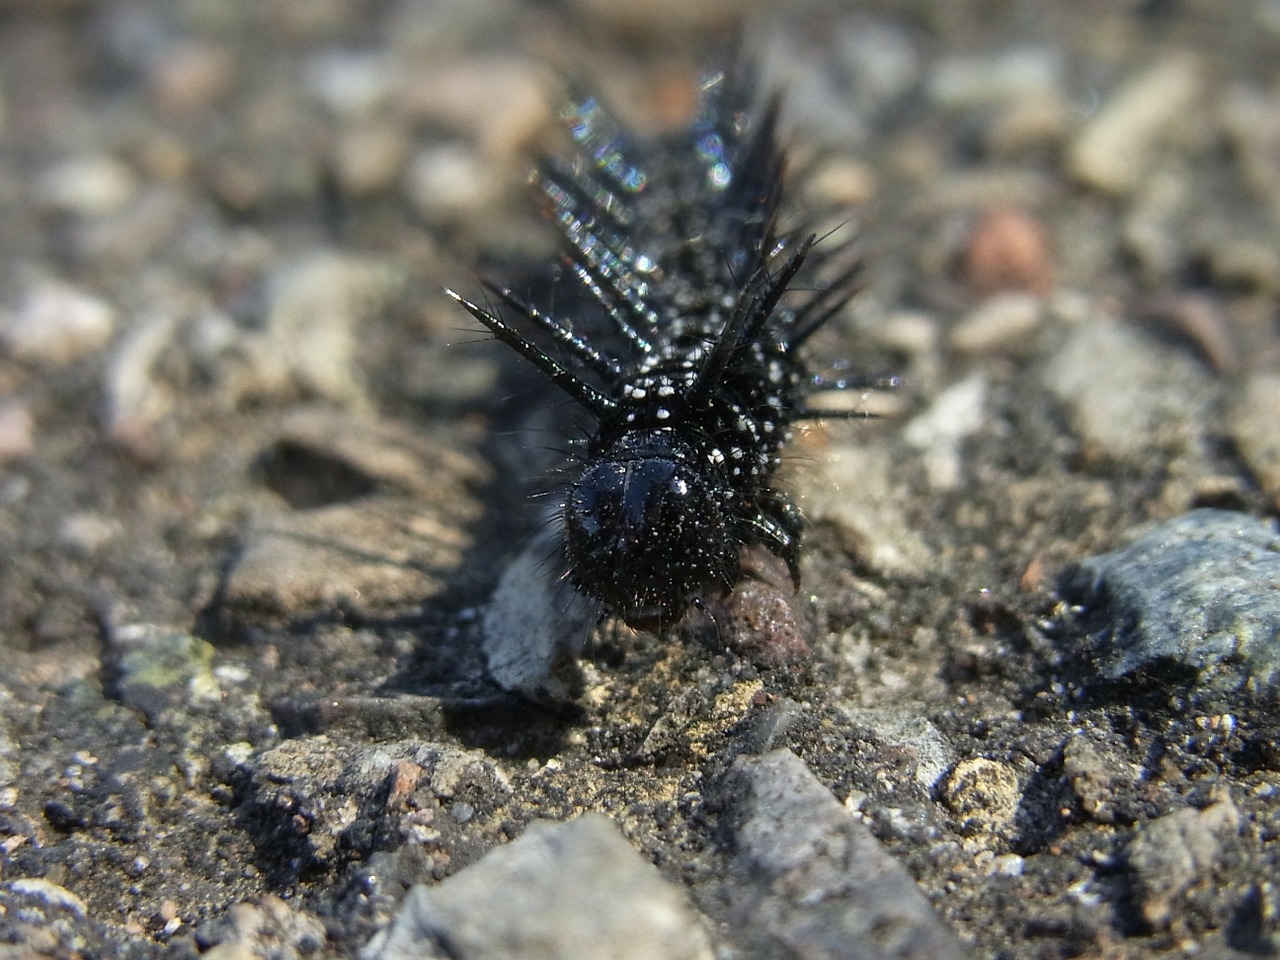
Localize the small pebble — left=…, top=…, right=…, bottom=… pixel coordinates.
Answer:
left=483, top=528, right=598, bottom=703
left=1, top=282, right=116, bottom=366
left=332, top=121, right=410, bottom=197
left=938, top=757, right=1022, bottom=838
left=903, top=374, right=987, bottom=490
left=398, top=58, right=553, bottom=157
left=1067, top=54, right=1204, bottom=195
left=874, top=310, right=939, bottom=357
left=403, top=145, right=501, bottom=226
left=242, top=254, right=397, bottom=408
left=986, top=95, right=1072, bottom=155
left=802, top=442, right=933, bottom=578
left=1062, top=735, right=1143, bottom=824
left=57, top=512, right=123, bottom=556
left=962, top=208, right=1054, bottom=296
left=928, top=46, right=1063, bottom=108
left=802, top=158, right=877, bottom=207
left=4, top=878, right=88, bottom=918
left=0, top=400, right=35, bottom=463
left=36, top=155, right=137, bottom=216
left=950, top=291, right=1044, bottom=354
left=1126, top=791, right=1240, bottom=929
left=147, top=41, right=236, bottom=115
left=841, top=707, right=954, bottom=791
left=101, top=310, right=178, bottom=462
left=305, top=50, right=397, bottom=118
left=1043, top=319, right=1211, bottom=464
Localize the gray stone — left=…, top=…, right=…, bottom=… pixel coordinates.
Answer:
left=1126, top=791, right=1240, bottom=929
left=1231, top=373, right=1280, bottom=510
left=1043, top=320, right=1212, bottom=465
left=801, top=442, right=933, bottom=579
left=722, top=749, right=966, bottom=960
left=233, top=253, right=400, bottom=409
left=223, top=496, right=472, bottom=621
left=1059, top=510, right=1280, bottom=695
left=841, top=707, right=954, bottom=792
left=363, top=814, right=713, bottom=960
left=1067, top=54, right=1204, bottom=195
left=482, top=529, right=598, bottom=702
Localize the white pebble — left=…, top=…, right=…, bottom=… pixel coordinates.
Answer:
left=903, top=374, right=988, bottom=490
left=1, top=282, right=116, bottom=366
left=36, top=155, right=137, bottom=216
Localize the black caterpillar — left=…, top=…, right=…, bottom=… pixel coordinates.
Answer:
left=450, top=63, right=878, bottom=632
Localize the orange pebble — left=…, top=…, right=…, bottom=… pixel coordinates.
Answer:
left=964, top=207, right=1054, bottom=295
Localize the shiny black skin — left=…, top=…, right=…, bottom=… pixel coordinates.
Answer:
left=449, top=65, right=867, bottom=629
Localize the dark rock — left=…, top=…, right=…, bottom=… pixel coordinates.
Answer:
left=1059, top=509, right=1280, bottom=699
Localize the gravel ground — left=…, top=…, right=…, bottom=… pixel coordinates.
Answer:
left=1, top=1, right=1279, bottom=958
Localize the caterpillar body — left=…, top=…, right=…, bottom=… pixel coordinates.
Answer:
left=450, top=63, right=874, bottom=633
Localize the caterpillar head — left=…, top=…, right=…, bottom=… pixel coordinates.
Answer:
left=563, top=450, right=739, bottom=629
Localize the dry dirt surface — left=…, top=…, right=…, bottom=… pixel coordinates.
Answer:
left=1, top=2, right=1279, bottom=958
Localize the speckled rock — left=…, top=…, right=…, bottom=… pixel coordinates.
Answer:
left=939, top=756, right=1023, bottom=840
left=105, top=625, right=220, bottom=722
left=1058, top=509, right=1280, bottom=698
left=238, top=738, right=509, bottom=890
left=841, top=707, right=954, bottom=792
left=362, top=813, right=714, bottom=960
